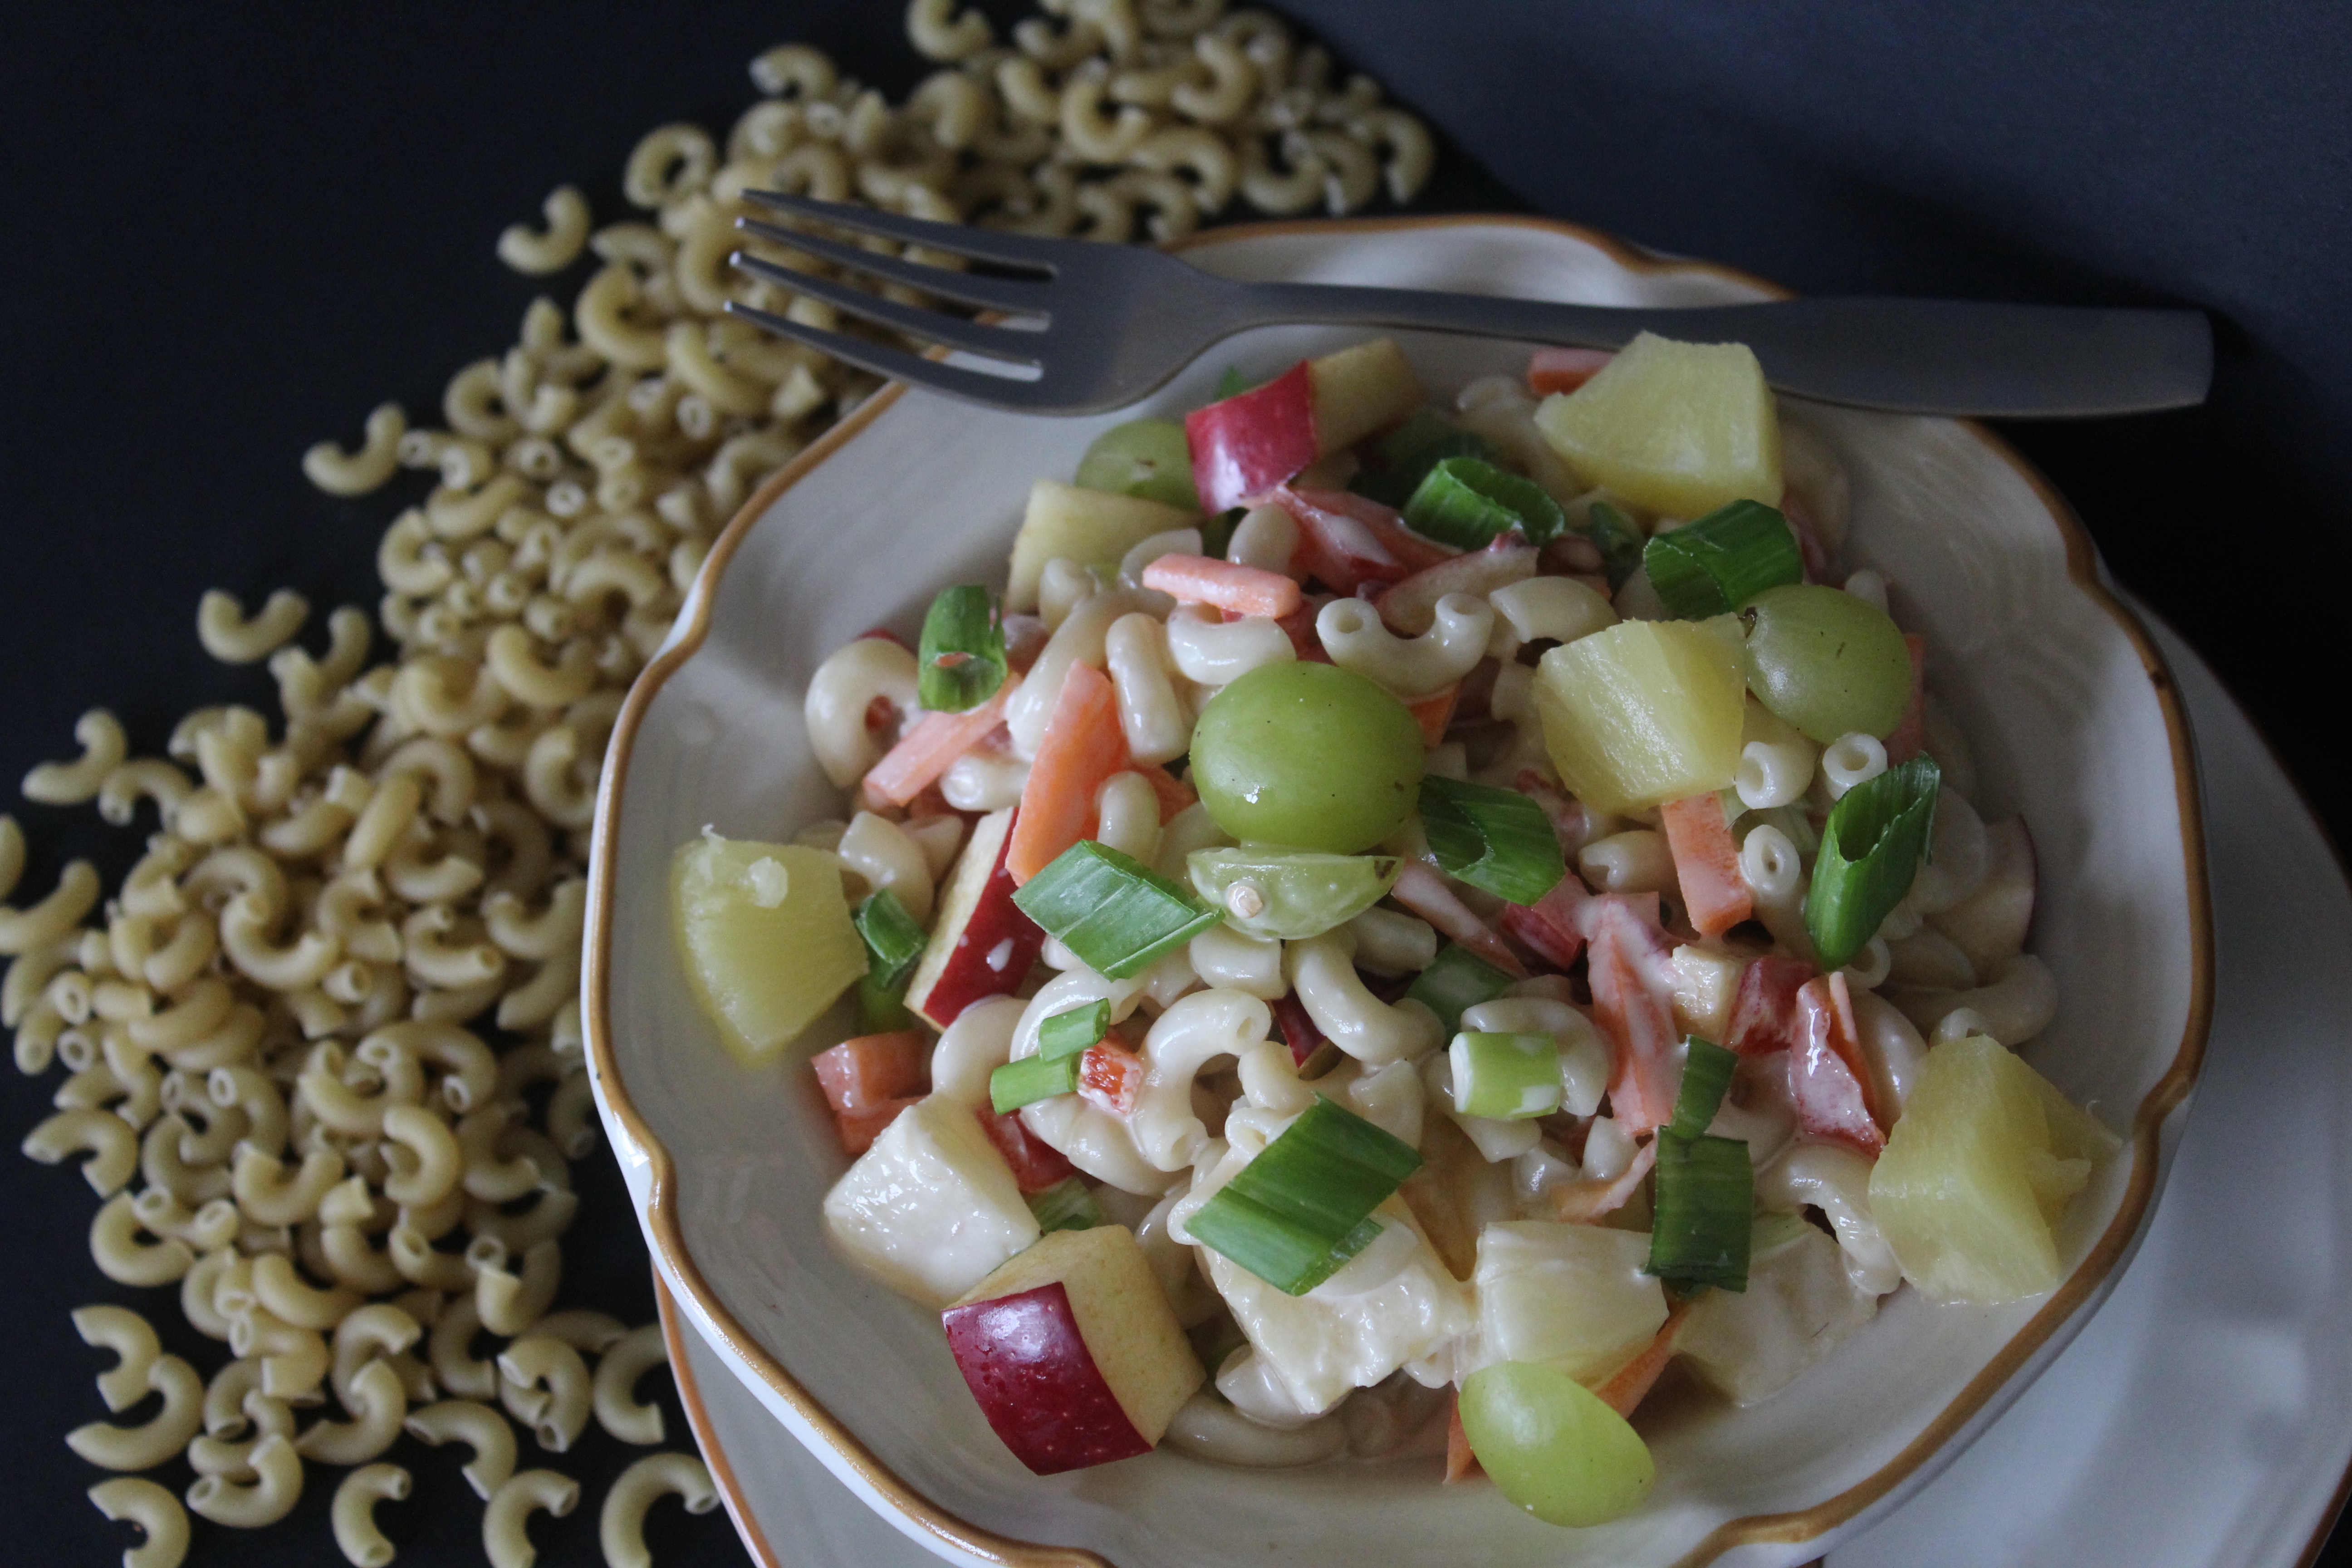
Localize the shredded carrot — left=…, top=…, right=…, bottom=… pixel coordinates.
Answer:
left=1445, top=1394, right=1481, bottom=1483
left=1595, top=1301, right=1693, bottom=1418
left=862, top=675, right=1020, bottom=806
left=1406, top=685, right=1459, bottom=750
left=1551, top=1137, right=1658, bottom=1223
left=1660, top=792, right=1753, bottom=937
left=1141, top=553, right=1303, bottom=619
left=1578, top=898, right=1681, bottom=1135
left=1007, top=662, right=1130, bottom=883
left=1526, top=346, right=1614, bottom=397
left=1133, top=762, right=1197, bottom=823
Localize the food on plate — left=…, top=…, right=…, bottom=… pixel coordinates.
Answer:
left=673, top=333, right=2114, bottom=1526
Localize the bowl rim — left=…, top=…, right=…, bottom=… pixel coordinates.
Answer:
left=584, top=211, right=2217, bottom=1568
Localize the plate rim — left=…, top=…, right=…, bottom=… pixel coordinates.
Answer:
left=584, top=211, right=2217, bottom=1568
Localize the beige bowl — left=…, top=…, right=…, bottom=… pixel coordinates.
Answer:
left=584, top=215, right=2214, bottom=1568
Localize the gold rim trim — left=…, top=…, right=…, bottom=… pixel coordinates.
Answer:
left=659, top=1275, right=788, bottom=1568
left=584, top=211, right=2218, bottom=1568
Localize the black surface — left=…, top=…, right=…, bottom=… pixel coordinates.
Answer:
left=2, top=4, right=2347, bottom=1566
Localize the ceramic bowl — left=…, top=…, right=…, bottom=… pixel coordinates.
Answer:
left=584, top=215, right=2213, bottom=1568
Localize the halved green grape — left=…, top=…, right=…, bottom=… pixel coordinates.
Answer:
left=1459, top=1361, right=1656, bottom=1528
left=1187, top=848, right=1401, bottom=939
left=1190, top=663, right=1426, bottom=854
left=1740, top=584, right=1912, bottom=744
left=1074, top=418, right=1200, bottom=511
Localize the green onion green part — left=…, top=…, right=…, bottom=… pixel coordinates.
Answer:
left=1417, top=775, right=1566, bottom=905
left=1186, top=1096, right=1423, bottom=1294
left=1668, top=1038, right=1739, bottom=1139
left=1405, top=942, right=1517, bottom=1033
left=1580, top=501, right=1646, bottom=590
left=1350, top=410, right=1499, bottom=508
left=916, top=584, right=1009, bottom=712
left=1641, top=501, right=1806, bottom=619
left=1187, top=848, right=1401, bottom=940
left=1646, top=1132, right=1754, bottom=1293
left=1402, top=456, right=1568, bottom=549
left=854, top=890, right=927, bottom=993
left=1449, top=1032, right=1565, bottom=1120
left=1011, top=840, right=1222, bottom=979
left=1215, top=365, right=1250, bottom=400
left=1803, top=756, right=1942, bottom=970
left=1027, top=1177, right=1104, bottom=1235
left=989, top=1052, right=1081, bottom=1115
left=856, top=971, right=912, bottom=1034
left=1038, top=999, right=1112, bottom=1061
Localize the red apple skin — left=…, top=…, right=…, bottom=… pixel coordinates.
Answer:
left=908, top=812, right=1046, bottom=1029
left=941, top=1282, right=1152, bottom=1475
left=1186, top=361, right=1318, bottom=514
left=1725, top=956, right=1818, bottom=1056
left=1787, top=975, right=1885, bottom=1155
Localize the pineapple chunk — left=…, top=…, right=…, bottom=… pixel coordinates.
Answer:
left=951, top=1225, right=1205, bottom=1449
left=1676, top=1214, right=1878, bottom=1406
left=1007, top=479, right=1197, bottom=612
left=1308, top=338, right=1423, bottom=451
left=1470, top=1222, right=1667, bottom=1386
left=1532, top=333, right=1782, bottom=519
left=823, top=1094, right=1041, bottom=1307
left=1868, top=1035, right=2119, bottom=1304
left=1532, top=618, right=1748, bottom=815
left=672, top=834, right=865, bottom=1066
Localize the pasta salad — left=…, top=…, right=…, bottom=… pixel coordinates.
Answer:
left=671, top=331, right=2116, bottom=1528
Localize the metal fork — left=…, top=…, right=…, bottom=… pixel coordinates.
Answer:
left=726, top=191, right=2210, bottom=420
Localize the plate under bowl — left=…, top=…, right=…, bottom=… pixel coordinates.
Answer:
left=586, top=215, right=2213, bottom=1568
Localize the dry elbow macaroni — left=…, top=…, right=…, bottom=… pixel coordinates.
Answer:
left=10, top=5, right=1435, bottom=1560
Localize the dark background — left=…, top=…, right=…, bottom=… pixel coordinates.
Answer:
left=2, top=4, right=2344, bottom=1564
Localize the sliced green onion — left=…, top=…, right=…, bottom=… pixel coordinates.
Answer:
left=1186, top=1095, right=1422, bottom=1294
left=1215, top=365, right=1250, bottom=400
left=990, top=1051, right=1080, bottom=1115
left=1668, top=1037, right=1738, bottom=1139
left=1038, top=998, right=1112, bottom=1061
left=854, top=890, right=926, bottom=993
left=1417, top=776, right=1566, bottom=905
left=1187, top=848, right=1401, bottom=939
left=1580, top=501, right=1645, bottom=590
left=1027, top=1177, right=1103, bottom=1235
left=916, top=585, right=1008, bottom=712
left=857, top=972, right=912, bottom=1034
left=1449, top=1032, right=1564, bottom=1120
left=1200, top=506, right=1243, bottom=561
left=1350, top=409, right=1498, bottom=508
left=1402, top=456, right=1568, bottom=549
left=1641, top=501, right=1805, bottom=619
left=1803, top=755, right=1941, bottom=970
left=1405, top=942, right=1516, bottom=1033
left=1011, top=840, right=1222, bottom=979
left=1646, top=1132, right=1753, bottom=1293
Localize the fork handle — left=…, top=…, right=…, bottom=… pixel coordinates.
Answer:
left=1230, top=281, right=2212, bottom=418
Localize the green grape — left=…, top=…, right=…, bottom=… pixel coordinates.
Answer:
left=1187, top=848, right=1401, bottom=938
left=1073, top=418, right=1200, bottom=511
left=1740, top=584, right=1911, bottom=744
left=1458, top=1362, right=1656, bottom=1529
left=1190, top=664, right=1425, bottom=854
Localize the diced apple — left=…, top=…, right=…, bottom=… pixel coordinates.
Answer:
left=1007, top=479, right=1198, bottom=612
left=942, top=1225, right=1205, bottom=1475
left=672, top=834, right=866, bottom=1067
left=906, top=808, right=1046, bottom=1030
left=1667, top=944, right=1747, bottom=1044
left=823, top=1094, right=1040, bottom=1307
left=1532, top=332, right=1782, bottom=519
left=1470, top=1221, right=1667, bottom=1387
left=1868, top=1034, right=2119, bottom=1304
left=979, top=1108, right=1078, bottom=1194
left=1307, top=338, right=1423, bottom=453
left=1675, top=1213, right=1878, bottom=1405
left=1199, top=1196, right=1471, bottom=1417
left=1532, top=617, right=1747, bottom=816
left=1187, top=361, right=1319, bottom=514
left=1929, top=818, right=2037, bottom=975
